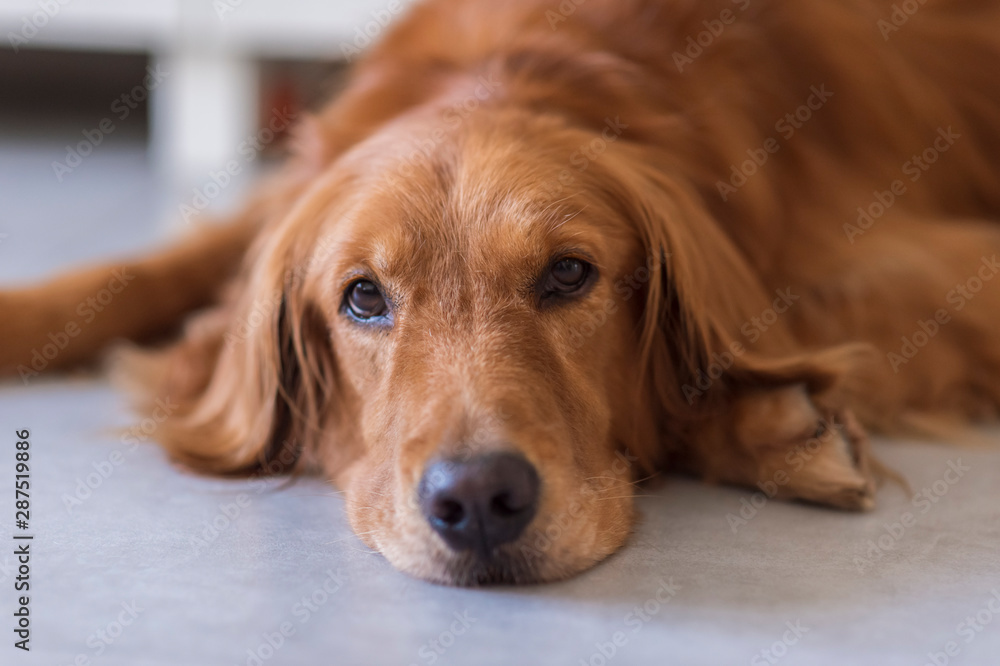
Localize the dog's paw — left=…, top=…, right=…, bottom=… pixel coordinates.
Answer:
left=731, top=385, right=877, bottom=511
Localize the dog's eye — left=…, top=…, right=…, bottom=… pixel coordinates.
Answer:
left=345, top=279, right=388, bottom=319
left=544, top=258, right=592, bottom=296
left=551, top=258, right=586, bottom=287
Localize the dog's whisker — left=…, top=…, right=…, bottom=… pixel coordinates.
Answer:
left=288, top=491, right=347, bottom=499
left=348, top=546, right=381, bottom=556
left=589, top=492, right=638, bottom=501
left=326, top=529, right=382, bottom=547
left=582, top=475, right=640, bottom=486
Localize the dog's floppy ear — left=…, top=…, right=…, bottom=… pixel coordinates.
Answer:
left=124, top=213, right=338, bottom=477
left=595, top=146, right=870, bottom=427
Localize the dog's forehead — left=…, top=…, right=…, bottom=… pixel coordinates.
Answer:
left=335, top=138, right=607, bottom=282
left=308, top=106, right=641, bottom=307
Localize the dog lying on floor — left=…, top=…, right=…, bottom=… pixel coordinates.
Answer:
left=3, top=0, right=1000, bottom=585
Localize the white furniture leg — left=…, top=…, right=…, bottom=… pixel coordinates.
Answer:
left=149, top=47, right=258, bottom=232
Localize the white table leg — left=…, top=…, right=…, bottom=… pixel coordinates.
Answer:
left=149, top=48, right=258, bottom=232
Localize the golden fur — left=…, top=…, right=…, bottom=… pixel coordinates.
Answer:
left=3, top=0, right=1000, bottom=584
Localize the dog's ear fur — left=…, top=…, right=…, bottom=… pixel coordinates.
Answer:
left=122, top=214, right=337, bottom=477
left=595, top=146, right=871, bottom=435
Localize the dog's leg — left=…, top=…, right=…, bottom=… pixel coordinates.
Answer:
left=0, top=219, right=258, bottom=377
left=686, top=385, right=878, bottom=510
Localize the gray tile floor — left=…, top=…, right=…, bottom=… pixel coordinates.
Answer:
left=1, top=135, right=999, bottom=666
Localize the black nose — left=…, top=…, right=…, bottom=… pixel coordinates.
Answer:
left=418, top=453, right=540, bottom=556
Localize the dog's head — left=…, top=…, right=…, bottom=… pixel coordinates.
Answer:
left=147, top=93, right=827, bottom=585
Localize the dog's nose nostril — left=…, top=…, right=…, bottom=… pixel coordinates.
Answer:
left=491, top=492, right=518, bottom=516
left=418, top=452, right=540, bottom=556
left=431, top=498, right=465, bottom=526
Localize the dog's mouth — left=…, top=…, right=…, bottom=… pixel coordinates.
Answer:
left=435, top=546, right=545, bottom=586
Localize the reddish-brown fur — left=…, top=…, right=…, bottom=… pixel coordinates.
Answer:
left=3, top=0, right=1000, bottom=584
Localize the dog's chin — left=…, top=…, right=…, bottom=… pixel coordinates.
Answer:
left=399, top=548, right=580, bottom=587
left=434, top=550, right=544, bottom=586
left=381, top=530, right=624, bottom=587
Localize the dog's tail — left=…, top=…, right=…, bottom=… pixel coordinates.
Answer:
left=0, top=218, right=259, bottom=381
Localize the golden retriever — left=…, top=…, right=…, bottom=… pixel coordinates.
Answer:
left=3, top=0, right=1000, bottom=585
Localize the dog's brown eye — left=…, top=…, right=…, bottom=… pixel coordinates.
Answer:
left=552, top=258, right=586, bottom=286
left=345, top=279, right=388, bottom=319
left=545, top=258, right=592, bottom=296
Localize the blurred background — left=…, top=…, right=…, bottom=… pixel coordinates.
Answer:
left=0, top=0, right=398, bottom=282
